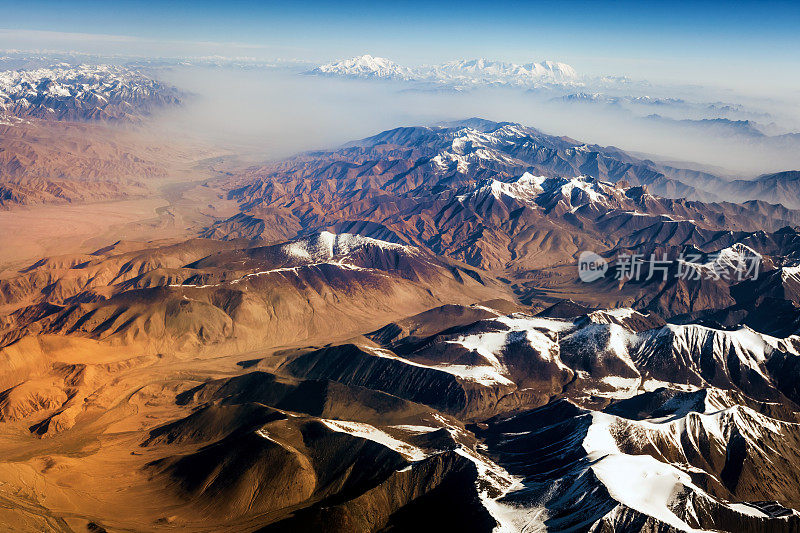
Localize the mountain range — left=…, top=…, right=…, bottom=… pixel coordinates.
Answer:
left=209, top=119, right=800, bottom=248
left=555, top=92, right=774, bottom=122
left=0, top=64, right=181, bottom=122
left=308, top=54, right=580, bottom=87
left=4, top=224, right=800, bottom=530
left=4, top=113, right=800, bottom=531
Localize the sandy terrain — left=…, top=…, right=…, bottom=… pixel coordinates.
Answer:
left=0, top=198, right=168, bottom=269
left=0, top=174, right=240, bottom=274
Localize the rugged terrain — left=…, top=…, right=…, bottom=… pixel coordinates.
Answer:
left=2, top=116, right=800, bottom=532
left=0, top=64, right=180, bottom=122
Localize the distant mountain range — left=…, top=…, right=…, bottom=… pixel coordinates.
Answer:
left=555, top=91, right=774, bottom=120
left=306, top=55, right=789, bottom=136
left=307, top=54, right=580, bottom=87
left=644, top=114, right=800, bottom=148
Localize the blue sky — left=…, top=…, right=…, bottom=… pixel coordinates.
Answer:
left=1, top=0, right=798, bottom=90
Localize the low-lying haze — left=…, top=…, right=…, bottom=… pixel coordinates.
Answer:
left=155, top=66, right=800, bottom=177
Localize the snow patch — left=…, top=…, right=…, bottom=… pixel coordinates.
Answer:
left=583, top=412, right=707, bottom=532
left=282, top=231, right=408, bottom=261
left=321, top=419, right=428, bottom=461
left=365, top=345, right=513, bottom=386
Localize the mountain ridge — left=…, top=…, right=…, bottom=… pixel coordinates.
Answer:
left=308, top=55, right=580, bottom=87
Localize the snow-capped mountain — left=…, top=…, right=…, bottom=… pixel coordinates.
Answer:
left=478, top=391, right=800, bottom=531
left=209, top=119, right=800, bottom=276
left=427, top=58, right=578, bottom=86
left=0, top=64, right=181, bottom=121
left=307, top=54, right=416, bottom=80
left=457, top=172, right=633, bottom=215
left=281, top=305, right=800, bottom=530
left=307, top=54, right=580, bottom=87
left=277, top=231, right=413, bottom=265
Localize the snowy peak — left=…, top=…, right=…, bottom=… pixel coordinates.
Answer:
left=458, top=173, right=548, bottom=202
left=460, top=172, right=627, bottom=213
left=781, top=264, right=800, bottom=283
left=309, top=54, right=415, bottom=80
left=281, top=231, right=410, bottom=261
left=636, top=323, right=800, bottom=391
left=472, top=173, right=548, bottom=203
left=579, top=402, right=800, bottom=530
left=429, top=122, right=555, bottom=174
left=683, top=242, right=764, bottom=279
left=478, top=391, right=800, bottom=532
left=431, top=58, right=579, bottom=85
left=536, top=175, right=623, bottom=211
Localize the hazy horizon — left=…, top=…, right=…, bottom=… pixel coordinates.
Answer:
left=2, top=0, right=800, bottom=93
left=3, top=1, right=800, bottom=175
left=149, top=66, right=800, bottom=177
